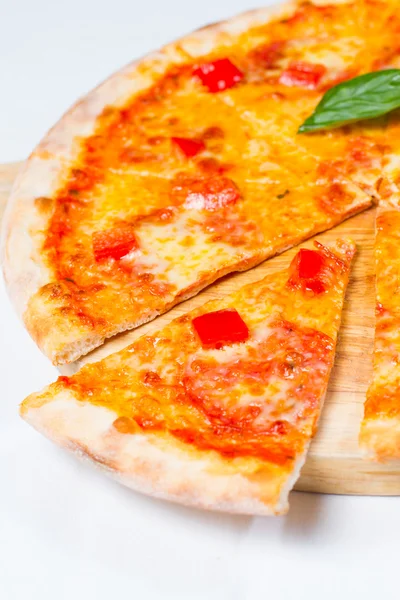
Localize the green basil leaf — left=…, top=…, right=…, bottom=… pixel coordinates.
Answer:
left=298, top=69, right=400, bottom=133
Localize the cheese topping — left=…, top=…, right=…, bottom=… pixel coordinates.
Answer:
left=29, top=0, right=400, bottom=353
left=25, top=240, right=355, bottom=467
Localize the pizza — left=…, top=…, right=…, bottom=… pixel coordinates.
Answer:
left=358, top=100, right=400, bottom=456
left=10, top=0, right=400, bottom=366
left=4, top=0, right=400, bottom=510
left=21, top=238, right=355, bottom=515
left=360, top=196, right=400, bottom=458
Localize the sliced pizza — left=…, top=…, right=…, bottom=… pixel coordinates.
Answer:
left=360, top=197, right=400, bottom=459
left=21, top=238, right=355, bottom=515
left=3, top=0, right=388, bottom=366
left=358, top=11, right=400, bottom=459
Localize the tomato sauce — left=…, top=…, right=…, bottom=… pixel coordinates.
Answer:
left=34, top=0, right=399, bottom=341
left=55, top=317, right=334, bottom=465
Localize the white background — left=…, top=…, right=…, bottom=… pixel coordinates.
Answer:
left=1, top=1, right=399, bottom=598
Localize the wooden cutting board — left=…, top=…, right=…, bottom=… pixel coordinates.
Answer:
left=2, top=161, right=400, bottom=495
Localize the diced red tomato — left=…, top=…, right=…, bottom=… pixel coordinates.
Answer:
left=288, top=247, right=326, bottom=295
left=193, top=59, right=244, bottom=92
left=92, top=225, right=138, bottom=261
left=192, top=308, right=249, bottom=349
left=297, top=249, right=324, bottom=279
left=173, top=176, right=241, bottom=210
left=171, top=136, right=205, bottom=157
left=279, top=61, right=326, bottom=89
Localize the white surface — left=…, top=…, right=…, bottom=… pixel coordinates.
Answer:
left=0, top=1, right=399, bottom=598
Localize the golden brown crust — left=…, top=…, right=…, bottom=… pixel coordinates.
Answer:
left=21, top=395, right=291, bottom=515
left=1, top=45, right=190, bottom=363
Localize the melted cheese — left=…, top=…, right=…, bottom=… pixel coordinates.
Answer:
left=23, top=239, right=354, bottom=469
left=363, top=208, right=400, bottom=432
left=134, top=209, right=246, bottom=289
left=32, top=0, right=400, bottom=352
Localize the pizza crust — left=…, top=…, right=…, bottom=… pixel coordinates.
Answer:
left=21, top=393, right=299, bottom=515
left=20, top=236, right=352, bottom=515
left=1, top=0, right=355, bottom=366
left=0, top=44, right=190, bottom=340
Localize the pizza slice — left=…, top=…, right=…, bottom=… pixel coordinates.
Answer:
left=21, top=238, right=355, bottom=515
left=2, top=1, right=375, bottom=366
left=360, top=198, right=400, bottom=459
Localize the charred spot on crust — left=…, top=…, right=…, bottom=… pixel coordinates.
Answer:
left=34, top=196, right=53, bottom=214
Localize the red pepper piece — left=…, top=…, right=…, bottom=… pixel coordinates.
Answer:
left=92, top=225, right=138, bottom=261
left=174, top=176, right=240, bottom=210
left=288, top=247, right=326, bottom=294
left=192, top=309, right=249, bottom=349
left=171, top=136, right=205, bottom=157
left=297, top=249, right=324, bottom=279
left=194, top=59, right=244, bottom=92
left=279, top=61, right=326, bottom=89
